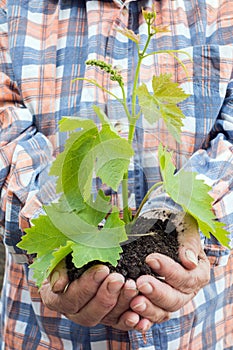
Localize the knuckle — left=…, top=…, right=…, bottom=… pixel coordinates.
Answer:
left=168, top=293, right=187, bottom=311
left=94, top=292, right=117, bottom=309
left=154, top=311, right=170, bottom=323
left=144, top=309, right=170, bottom=323
left=78, top=286, right=93, bottom=300
left=99, top=299, right=116, bottom=309
left=102, top=315, right=118, bottom=326
left=200, top=272, right=210, bottom=287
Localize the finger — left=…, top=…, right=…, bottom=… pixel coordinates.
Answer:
left=101, top=279, right=138, bottom=326
left=40, top=264, right=110, bottom=314
left=136, top=274, right=194, bottom=312
left=106, top=310, right=141, bottom=331
left=177, top=213, right=200, bottom=269
left=65, top=272, right=125, bottom=327
left=134, top=318, right=153, bottom=334
left=49, top=259, right=70, bottom=293
left=117, top=311, right=154, bottom=333
left=146, top=252, right=210, bottom=293
left=130, top=294, right=170, bottom=323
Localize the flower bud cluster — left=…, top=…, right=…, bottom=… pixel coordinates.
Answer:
left=86, top=59, right=124, bottom=86
left=142, top=6, right=156, bottom=24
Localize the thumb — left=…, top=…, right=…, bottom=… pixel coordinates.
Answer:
left=177, top=213, right=200, bottom=269
left=49, top=259, right=69, bottom=293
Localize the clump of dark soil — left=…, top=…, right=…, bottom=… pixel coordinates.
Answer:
left=66, top=214, right=180, bottom=282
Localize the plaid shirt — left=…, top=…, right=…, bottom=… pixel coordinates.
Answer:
left=0, top=0, right=233, bottom=349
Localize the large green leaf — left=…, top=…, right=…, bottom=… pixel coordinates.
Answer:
left=158, top=144, right=230, bottom=247
left=18, top=214, right=68, bottom=256
left=44, top=201, right=127, bottom=248
left=17, top=110, right=133, bottom=287
left=50, top=126, right=98, bottom=210
left=18, top=198, right=127, bottom=287
left=50, top=113, right=133, bottom=209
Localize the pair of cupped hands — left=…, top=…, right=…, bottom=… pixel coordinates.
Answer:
left=40, top=214, right=210, bottom=333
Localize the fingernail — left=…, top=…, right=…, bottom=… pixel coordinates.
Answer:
left=139, top=322, right=151, bottom=333
left=50, top=271, right=60, bottom=290
left=133, top=302, right=146, bottom=312
left=125, top=318, right=137, bottom=327
left=124, top=285, right=138, bottom=299
left=94, top=267, right=109, bottom=283
left=107, top=278, right=124, bottom=294
left=146, top=256, right=160, bottom=270
left=125, top=279, right=136, bottom=289
left=185, top=249, right=198, bottom=266
left=138, top=282, right=153, bottom=294
left=125, top=279, right=137, bottom=292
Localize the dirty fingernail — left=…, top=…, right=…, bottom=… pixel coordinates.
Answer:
left=185, top=249, right=198, bottom=266
left=94, top=267, right=109, bottom=283
left=50, top=271, right=60, bottom=290
left=146, top=256, right=160, bottom=270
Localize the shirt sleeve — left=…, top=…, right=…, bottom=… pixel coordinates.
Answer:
left=0, top=6, right=56, bottom=252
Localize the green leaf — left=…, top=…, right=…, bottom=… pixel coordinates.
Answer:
left=17, top=111, right=132, bottom=286
left=78, top=190, right=111, bottom=227
left=58, top=116, right=97, bottom=132
left=93, top=121, right=134, bottom=191
left=137, top=74, right=189, bottom=143
left=29, top=254, right=54, bottom=288
left=27, top=242, right=73, bottom=288
left=152, top=74, right=188, bottom=104
left=50, top=115, right=133, bottom=209
left=17, top=200, right=127, bottom=287
left=17, top=214, right=68, bottom=256
left=136, top=83, right=161, bottom=122
left=92, top=105, right=116, bottom=133
left=158, top=144, right=230, bottom=247
left=44, top=201, right=127, bottom=248
left=50, top=127, right=98, bottom=210
left=49, top=242, right=73, bottom=274
left=72, top=242, right=123, bottom=268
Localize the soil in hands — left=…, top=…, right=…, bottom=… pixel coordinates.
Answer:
left=66, top=214, right=180, bottom=282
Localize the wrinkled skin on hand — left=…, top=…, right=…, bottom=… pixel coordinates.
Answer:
left=39, top=214, right=210, bottom=332
left=40, top=264, right=141, bottom=330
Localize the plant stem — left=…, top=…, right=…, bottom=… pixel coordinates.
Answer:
left=124, top=22, right=154, bottom=222
left=132, top=181, right=163, bottom=222
left=128, top=23, right=152, bottom=145
left=122, top=173, right=131, bottom=223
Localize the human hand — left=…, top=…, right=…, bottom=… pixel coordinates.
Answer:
left=39, top=260, right=141, bottom=331
left=130, top=214, right=210, bottom=331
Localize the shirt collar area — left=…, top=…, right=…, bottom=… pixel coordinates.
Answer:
left=112, top=0, right=139, bottom=8
left=112, top=1, right=161, bottom=9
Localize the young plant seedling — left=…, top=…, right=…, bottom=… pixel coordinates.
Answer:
left=18, top=7, right=230, bottom=287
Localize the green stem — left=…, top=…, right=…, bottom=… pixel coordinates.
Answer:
left=122, top=172, right=130, bottom=223
left=129, top=22, right=153, bottom=144
left=143, top=49, right=192, bottom=78
left=132, top=181, right=163, bottom=222
left=125, top=22, right=154, bottom=221
left=121, top=84, right=132, bottom=121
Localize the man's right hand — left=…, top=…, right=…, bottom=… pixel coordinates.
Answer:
left=39, top=262, right=143, bottom=331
